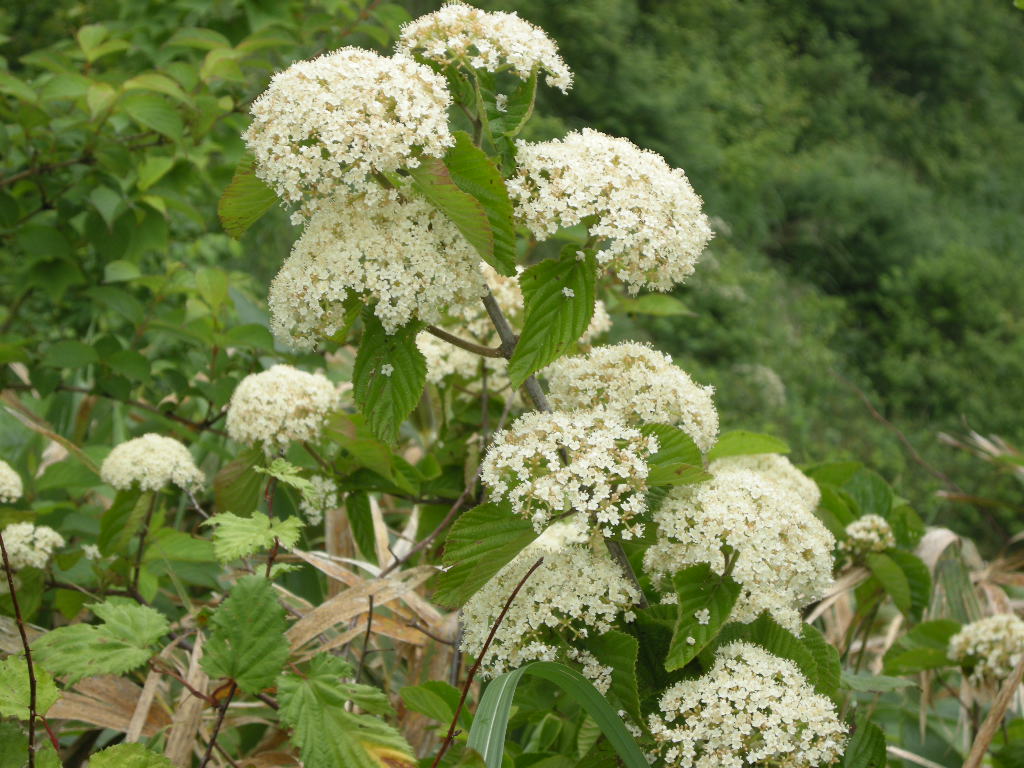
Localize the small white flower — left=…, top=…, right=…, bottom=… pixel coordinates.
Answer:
left=381, top=364, right=394, bottom=377
left=695, top=608, right=711, bottom=626
left=686, top=636, right=696, bottom=645
left=495, top=93, right=508, bottom=112
left=299, top=476, right=338, bottom=526
left=842, top=514, right=896, bottom=557
left=561, top=287, right=575, bottom=298
left=82, top=544, right=102, bottom=561
left=101, top=434, right=204, bottom=492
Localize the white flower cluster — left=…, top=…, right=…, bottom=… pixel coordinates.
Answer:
left=842, top=514, right=896, bottom=557
left=508, top=129, right=713, bottom=293
left=461, top=519, right=638, bottom=683
left=397, top=1, right=572, bottom=92
left=644, top=468, right=835, bottom=632
left=949, top=613, right=1024, bottom=686
left=708, top=452, right=821, bottom=514
left=100, top=434, right=204, bottom=492
left=481, top=409, right=659, bottom=539
left=650, top=642, right=846, bottom=768
left=1, top=523, right=65, bottom=570
left=269, top=190, right=487, bottom=345
left=545, top=343, right=718, bottom=453
left=243, top=47, right=453, bottom=209
left=416, top=263, right=611, bottom=391
left=226, top=365, right=340, bottom=453
left=299, top=475, right=338, bottom=526
left=0, top=460, right=22, bottom=503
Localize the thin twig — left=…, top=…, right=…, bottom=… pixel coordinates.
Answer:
left=132, top=493, right=159, bottom=592
left=264, top=476, right=280, bottom=578
left=407, top=621, right=455, bottom=646
left=303, top=442, right=333, bottom=474
left=431, top=557, right=544, bottom=768
left=0, top=531, right=37, bottom=768
left=149, top=659, right=215, bottom=705
left=198, top=682, right=236, bottom=768
left=426, top=325, right=505, bottom=358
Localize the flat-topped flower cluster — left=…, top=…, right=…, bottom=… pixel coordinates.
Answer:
left=101, top=433, right=205, bottom=492
left=949, top=613, right=1024, bottom=686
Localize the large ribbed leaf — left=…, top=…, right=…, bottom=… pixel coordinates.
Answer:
left=665, top=563, right=740, bottom=670
left=218, top=153, right=277, bottom=238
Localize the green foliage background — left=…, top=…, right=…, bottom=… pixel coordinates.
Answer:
left=2, top=0, right=1023, bottom=549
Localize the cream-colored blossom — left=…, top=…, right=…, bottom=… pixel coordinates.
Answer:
left=82, top=544, right=102, bottom=561
left=0, top=460, right=22, bottom=503
left=269, top=190, right=487, bottom=346
left=461, top=519, right=639, bottom=684
left=650, top=642, right=846, bottom=768
left=708, top=452, right=821, bottom=514
left=416, top=263, right=611, bottom=391
left=949, top=613, right=1024, bottom=687
left=508, top=129, right=713, bottom=293
left=644, top=468, right=835, bottom=632
left=398, top=2, right=572, bottom=92
left=100, top=434, right=204, bottom=492
left=243, top=48, right=452, bottom=209
left=226, top=365, right=340, bottom=453
left=481, top=409, right=658, bottom=539
left=842, top=514, right=895, bottom=557
left=299, top=475, right=338, bottom=526
left=545, top=342, right=718, bottom=453
left=1, top=523, right=65, bottom=570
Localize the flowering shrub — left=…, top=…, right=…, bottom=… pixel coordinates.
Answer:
left=0, top=3, right=1017, bottom=768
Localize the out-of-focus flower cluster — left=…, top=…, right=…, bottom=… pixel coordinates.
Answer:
left=650, top=641, right=847, bottom=768
left=100, top=434, right=204, bottom=492
left=1, top=522, right=65, bottom=570
left=481, top=409, right=659, bottom=539
left=299, top=476, right=338, bottom=526
left=841, top=514, right=895, bottom=558
left=949, top=613, right=1024, bottom=687
left=0, top=460, right=22, bottom=503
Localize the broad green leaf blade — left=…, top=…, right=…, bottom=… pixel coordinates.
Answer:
left=0, top=657, right=60, bottom=719
left=612, top=293, right=694, bottom=317
left=400, top=680, right=461, bottom=725
left=0, top=722, right=27, bottom=768
left=466, top=661, right=647, bottom=768
left=484, top=71, right=537, bottom=138
left=119, top=91, right=183, bottom=140
left=89, top=744, right=175, bottom=768
left=707, top=430, right=790, bottom=461
left=886, top=549, right=932, bottom=621
left=352, top=311, right=426, bottom=445
left=213, top=447, right=265, bottom=515
left=665, top=563, right=740, bottom=670
left=801, top=623, right=842, bottom=701
left=507, top=249, right=596, bottom=389
left=202, top=575, right=290, bottom=694
left=843, top=469, right=894, bottom=519
left=32, top=600, right=169, bottom=685
left=842, top=716, right=887, bottom=768
left=432, top=501, right=538, bottom=608
left=840, top=672, right=915, bottom=693
left=443, top=132, right=517, bottom=275
left=883, top=619, right=960, bottom=675
left=641, top=424, right=710, bottom=486
left=866, top=552, right=911, bottom=615
left=587, top=630, right=641, bottom=723
left=98, top=488, right=150, bottom=556
left=218, top=153, right=278, bottom=238
left=346, top=491, right=377, bottom=564
left=278, top=655, right=415, bottom=768
left=203, top=511, right=304, bottom=562
left=255, top=458, right=313, bottom=495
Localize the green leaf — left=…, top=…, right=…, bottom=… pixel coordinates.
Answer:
left=612, top=293, right=694, bottom=317
left=98, top=489, right=152, bottom=555
left=42, top=340, right=98, bottom=368
left=219, top=154, right=278, bottom=238
left=400, top=680, right=461, bottom=725
left=104, top=260, right=141, bottom=283
left=255, top=458, right=314, bottom=495
left=136, top=156, right=175, bottom=191
left=0, top=722, right=28, bottom=768
left=32, top=599, right=169, bottom=684
left=409, top=156, right=493, bottom=268
left=0, top=656, right=60, bottom=719
left=665, top=563, right=740, bottom=670
left=352, top=311, right=426, bottom=445
left=433, top=501, right=538, bottom=608
left=203, top=511, right=304, bottom=562
left=106, top=349, right=150, bottom=381
left=866, top=552, right=911, bottom=615
left=587, top=630, right=641, bottom=723
left=123, top=73, right=192, bottom=106
left=842, top=716, right=886, bottom=768
left=224, top=323, right=275, bottom=351
left=840, top=672, right=915, bottom=693
left=642, top=424, right=710, bottom=486
left=443, top=132, right=517, bottom=275
left=213, top=448, right=264, bottom=515
left=278, top=654, right=416, bottom=768
left=346, top=491, right=377, bottom=564
left=886, top=549, right=931, bottom=621
left=467, top=662, right=648, bottom=768
left=707, top=431, right=790, bottom=461
left=508, top=249, right=596, bottom=388
left=843, top=469, right=893, bottom=519
left=484, top=71, right=537, bottom=138
left=883, top=619, right=959, bottom=675
left=801, top=623, right=841, bottom=701
left=202, top=575, right=290, bottom=694
left=89, top=743, right=175, bottom=768
left=120, top=91, right=183, bottom=140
